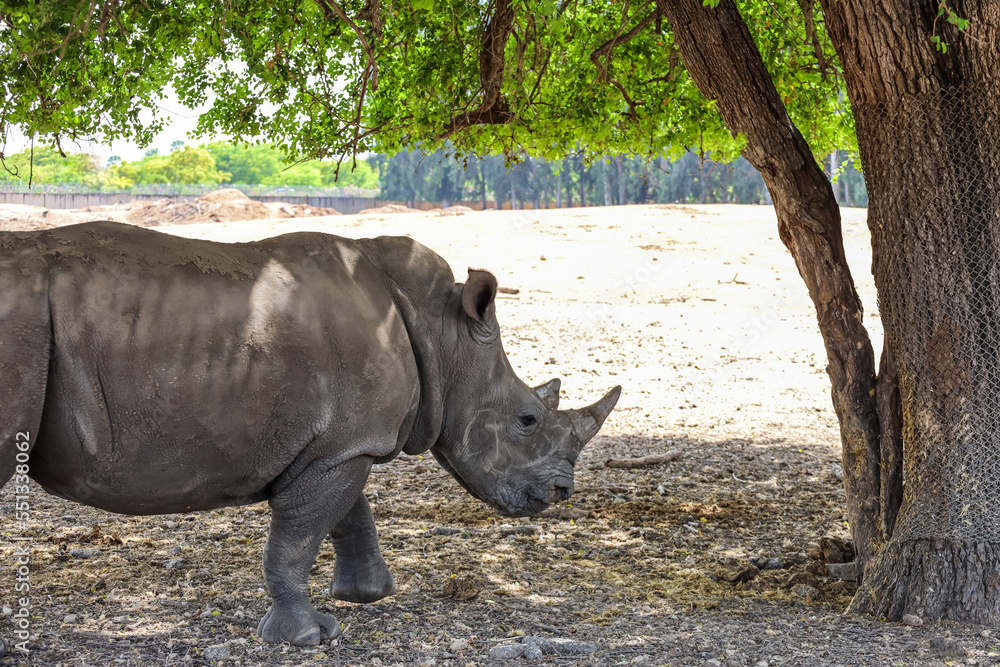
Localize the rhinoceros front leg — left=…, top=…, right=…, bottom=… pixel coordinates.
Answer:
left=258, top=456, right=372, bottom=646
left=329, top=494, right=395, bottom=603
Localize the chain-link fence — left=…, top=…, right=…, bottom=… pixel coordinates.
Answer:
left=861, top=84, right=1000, bottom=543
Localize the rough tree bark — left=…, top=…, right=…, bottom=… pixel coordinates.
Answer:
left=820, top=0, right=1000, bottom=623
left=657, top=0, right=889, bottom=574
left=876, top=340, right=902, bottom=539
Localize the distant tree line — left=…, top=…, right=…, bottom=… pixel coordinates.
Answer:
left=0, top=142, right=380, bottom=194
left=372, top=150, right=867, bottom=209
left=1, top=142, right=866, bottom=207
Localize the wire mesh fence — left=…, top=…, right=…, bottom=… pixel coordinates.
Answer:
left=863, top=84, right=1000, bottom=543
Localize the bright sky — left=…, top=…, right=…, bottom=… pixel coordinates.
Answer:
left=5, top=88, right=228, bottom=166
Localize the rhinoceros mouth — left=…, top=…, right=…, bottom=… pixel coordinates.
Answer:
left=432, top=447, right=548, bottom=516
left=503, top=499, right=547, bottom=518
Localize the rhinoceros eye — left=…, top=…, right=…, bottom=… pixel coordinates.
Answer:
left=518, top=414, right=538, bottom=428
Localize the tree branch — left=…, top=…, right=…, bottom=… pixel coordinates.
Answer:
left=440, top=103, right=517, bottom=139
left=316, top=0, right=379, bottom=91
left=440, top=0, right=518, bottom=138
left=590, top=8, right=657, bottom=119
left=356, top=0, right=383, bottom=41
left=479, top=0, right=516, bottom=110
left=797, top=0, right=829, bottom=77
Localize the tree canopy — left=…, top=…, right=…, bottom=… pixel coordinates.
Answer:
left=0, top=0, right=853, bottom=166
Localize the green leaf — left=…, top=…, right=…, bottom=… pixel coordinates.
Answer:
left=0, top=0, right=856, bottom=165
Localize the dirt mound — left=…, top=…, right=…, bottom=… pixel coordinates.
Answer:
left=357, top=204, right=417, bottom=215
left=197, top=188, right=255, bottom=205
left=0, top=218, right=57, bottom=232
left=0, top=191, right=343, bottom=230
left=264, top=202, right=341, bottom=218
left=125, top=190, right=341, bottom=226
left=438, top=205, right=475, bottom=216
left=0, top=204, right=57, bottom=231
left=126, top=191, right=272, bottom=226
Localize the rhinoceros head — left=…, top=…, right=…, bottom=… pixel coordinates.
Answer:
left=431, top=269, right=621, bottom=517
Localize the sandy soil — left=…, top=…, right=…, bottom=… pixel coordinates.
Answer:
left=1, top=203, right=998, bottom=666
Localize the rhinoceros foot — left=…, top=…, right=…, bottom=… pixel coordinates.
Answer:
left=257, top=605, right=342, bottom=646
left=328, top=494, right=396, bottom=603
left=330, top=558, right=396, bottom=603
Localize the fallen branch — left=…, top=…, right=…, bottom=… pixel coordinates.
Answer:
left=604, top=451, right=680, bottom=468
left=498, top=286, right=520, bottom=295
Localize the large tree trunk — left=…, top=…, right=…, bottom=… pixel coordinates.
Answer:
left=658, top=0, right=885, bottom=574
left=821, top=0, right=1000, bottom=623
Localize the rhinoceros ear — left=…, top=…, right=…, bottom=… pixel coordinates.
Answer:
left=534, top=378, right=561, bottom=410
left=462, top=269, right=498, bottom=323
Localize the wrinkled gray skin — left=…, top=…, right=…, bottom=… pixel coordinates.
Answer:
left=0, top=221, right=620, bottom=646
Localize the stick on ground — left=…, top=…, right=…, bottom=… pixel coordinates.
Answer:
left=604, top=451, right=680, bottom=469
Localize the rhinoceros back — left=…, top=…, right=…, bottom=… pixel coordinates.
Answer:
left=0, top=232, right=54, bottom=487
left=8, top=221, right=421, bottom=514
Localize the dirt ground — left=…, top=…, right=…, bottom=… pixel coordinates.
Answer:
left=1, top=202, right=998, bottom=666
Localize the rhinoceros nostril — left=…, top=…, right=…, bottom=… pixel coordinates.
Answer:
left=559, top=486, right=571, bottom=501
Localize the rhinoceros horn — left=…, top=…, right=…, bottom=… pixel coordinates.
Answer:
left=565, top=385, right=622, bottom=446
left=533, top=378, right=561, bottom=410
